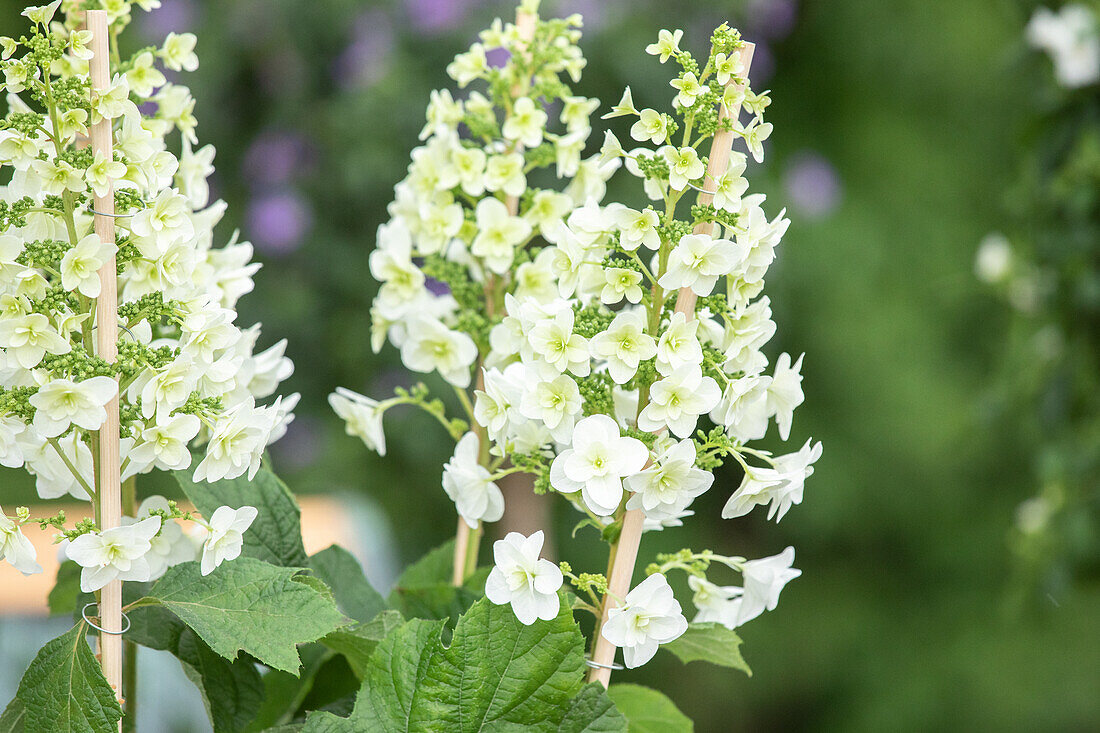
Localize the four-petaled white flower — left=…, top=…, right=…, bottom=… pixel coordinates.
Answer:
left=630, top=109, right=668, bottom=144
left=638, top=364, right=721, bottom=438
left=0, top=313, right=71, bottom=369
left=400, top=316, right=478, bottom=388
left=328, top=387, right=387, bottom=456
left=688, top=575, right=742, bottom=628
left=601, top=267, right=644, bottom=305
left=659, top=233, right=746, bottom=296
left=645, top=29, right=684, bottom=63
left=589, top=309, right=657, bottom=384
left=199, top=505, right=258, bottom=576
left=613, top=207, right=661, bottom=251
left=443, top=432, right=505, bottom=529
left=472, top=197, right=533, bottom=274
left=67, top=516, right=163, bottom=592
left=485, top=530, right=563, bottom=625
left=503, top=96, right=548, bottom=148
left=767, top=352, right=805, bottom=440
left=129, top=414, right=201, bottom=471
left=550, top=414, right=649, bottom=516
left=670, top=71, right=703, bottom=109
left=29, top=376, right=117, bottom=439
left=713, top=51, right=744, bottom=86
left=528, top=308, right=590, bottom=377
left=661, top=146, right=705, bottom=191
left=602, top=573, right=688, bottom=668
left=625, top=437, right=713, bottom=520
left=60, top=233, right=117, bottom=298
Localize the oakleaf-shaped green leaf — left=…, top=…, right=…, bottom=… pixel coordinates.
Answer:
left=662, top=622, right=751, bottom=675
left=136, top=558, right=345, bottom=674
left=607, top=684, right=692, bottom=733
left=310, top=545, right=386, bottom=623
left=175, top=463, right=308, bottom=567
left=128, top=604, right=263, bottom=733
left=11, top=623, right=122, bottom=733
left=307, top=597, right=626, bottom=732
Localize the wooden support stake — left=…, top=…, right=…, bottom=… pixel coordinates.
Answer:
left=588, top=42, right=756, bottom=688
left=87, top=9, right=124, bottom=719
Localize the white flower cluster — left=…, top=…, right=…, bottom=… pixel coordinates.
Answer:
left=0, top=1, right=292, bottom=576
left=1026, top=4, right=1100, bottom=89
left=335, top=10, right=820, bottom=672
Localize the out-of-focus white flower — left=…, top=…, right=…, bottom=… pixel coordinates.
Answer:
left=329, top=387, right=387, bottom=456
left=443, top=432, right=505, bottom=529
left=67, top=516, right=162, bottom=592
left=200, top=505, right=257, bottom=576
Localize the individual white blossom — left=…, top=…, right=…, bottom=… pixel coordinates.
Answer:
left=688, top=575, right=742, bottom=628
left=399, top=316, right=478, bottom=388
left=60, top=233, right=117, bottom=298
left=199, top=505, right=258, bottom=576
left=767, top=352, right=805, bottom=440
left=29, top=376, right=117, bottom=438
left=602, top=573, right=688, bottom=668
left=0, top=507, right=41, bottom=575
left=549, top=414, right=648, bottom=516
left=443, top=432, right=505, bottom=529
left=329, top=387, right=387, bottom=456
left=485, top=530, right=563, bottom=624
left=625, top=437, right=713, bottom=520
left=638, top=364, right=721, bottom=438
left=645, top=29, right=684, bottom=64
left=67, top=516, right=162, bottom=592
left=1026, top=5, right=1100, bottom=88
left=735, top=546, right=800, bottom=626
left=589, top=309, right=657, bottom=384
left=659, top=233, right=745, bottom=296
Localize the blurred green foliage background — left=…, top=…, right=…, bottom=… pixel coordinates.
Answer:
left=2, top=0, right=1098, bottom=730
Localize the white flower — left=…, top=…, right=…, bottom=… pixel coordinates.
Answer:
left=974, top=232, right=1013, bottom=284
left=1026, top=5, right=1100, bottom=88
left=638, top=364, right=721, bottom=438
left=528, top=308, right=590, bottom=377
left=0, top=508, right=41, bottom=575
left=602, top=86, right=639, bottom=119
left=125, top=51, right=166, bottom=97
left=160, top=32, right=199, bottom=72
left=613, top=207, right=661, bottom=251
left=688, top=575, right=742, bottom=628
left=713, top=51, right=745, bottom=86
left=85, top=150, right=127, bottom=199
left=472, top=197, right=532, bottom=274
left=124, top=496, right=195, bottom=581
left=713, top=153, right=749, bottom=211
left=602, top=573, right=688, bottom=668
left=659, top=233, right=745, bottom=296
left=443, top=432, right=505, bottom=529
left=661, top=146, right=705, bottom=191
left=0, top=416, right=27, bottom=469
left=589, top=309, right=657, bottom=384
left=328, top=387, right=387, bottom=456
left=200, top=505, right=258, bottom=576
left=736, top=118, right=773, bottom=164
left=484, top=530, right=563, bottom=625
left=519, top=373, right=583, bottom=442
left=523, top=190, right=573, bottom=239
left=735, top=546, right=800, bottom=626
left=549, top=414, right=649, bottom=516
left=128, top=414, right=201, bottom=471
left=91, top=75, right=135, bottom=123
left=446, top=44, right=488, bottom=87
left=601, top=267, right=644, bottom=305
left=29, top=376, right=117, bottom=438
left=399, top=316, right=478, bottom=388
left=502, top=96, right=548, bottom=148
left=767, top=353, right=805, bottom=440
left=484, top=152, right=526, bottom=197
left=66, top=516, right=162, bottom=592
left=630, top=109, right=668, bottom=144
left=655, top=312, right=702, bottom=376
left=645, top=29, right=684, bottom=63
left=625, top=438, right=713, bottom=520
left=192, top=399, right=269, bottom=482
left=60, top=233, right=117, bottom=298
left=670, top=71, right=703, bottom=108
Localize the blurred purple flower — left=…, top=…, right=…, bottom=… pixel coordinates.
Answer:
left=246, top=189, right=313, bottom=256
left=272, top=415, right=322, bottom=471
left=335, top=10, right=394, bottom=89
left=744, top=38, right=775, bottom=83
left=424, top=277, right=452, bottom=297
left=556, top=0, right=608, bottom=32
left=243, top=130, right=315, bottom=188
left=783, top=151, right=841, bottom=219
left=138, top=0, right=198, bottom=41
left=745, top=0, right=799, bottom=41
left=404, top=0, right=473, bottom=34
left=486, top=47, right=511, bottom=68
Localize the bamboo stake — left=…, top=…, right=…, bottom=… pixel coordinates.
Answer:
left=87, top=9, right=124, bottom=720
left=452, top=7, right=539, bottom=585
left=588, top=41, right=756, bottom=688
